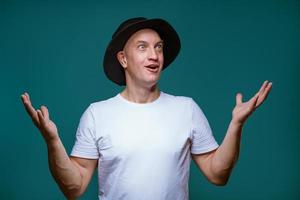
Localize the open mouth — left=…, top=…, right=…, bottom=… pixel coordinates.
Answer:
left=145, top=64, right=159, bottom=73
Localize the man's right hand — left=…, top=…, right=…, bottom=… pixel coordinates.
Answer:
left=21, top=92, right=59, bottom=143
left=21, top=92, right=98, bottom=199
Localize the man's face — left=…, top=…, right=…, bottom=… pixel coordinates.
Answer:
left=118, top=28, right=164, bottom=88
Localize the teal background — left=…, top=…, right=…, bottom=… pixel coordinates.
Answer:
left=1, top=0, right=299, bottom=199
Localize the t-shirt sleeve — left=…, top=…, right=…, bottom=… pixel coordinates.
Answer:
left=70, top=104, right=99, bottom=159
left=190, top=98, right=219, bottom=154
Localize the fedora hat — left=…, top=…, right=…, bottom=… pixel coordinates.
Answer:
left=103, top=17, right=181, bottom=86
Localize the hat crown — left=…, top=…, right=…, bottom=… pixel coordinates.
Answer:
left=112, top=17, right=147, bottom=39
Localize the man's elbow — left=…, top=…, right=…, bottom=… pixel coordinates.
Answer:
left=63, top=188, right=83, bottom=200
left=207, top=170, right=231, bottom=186
left=210, top=176, right=229, bottom=186
left=60, top=182, right=84, bottom=200
left=209, top=163, right=233, bottom=186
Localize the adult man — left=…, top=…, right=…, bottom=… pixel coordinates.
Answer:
left=21, top=17, right=272, bottom=200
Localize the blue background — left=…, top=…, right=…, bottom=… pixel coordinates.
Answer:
left=1, top=0, right=299, bottom=199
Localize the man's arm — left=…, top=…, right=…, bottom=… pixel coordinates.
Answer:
left=192, top=80, right=272, bottom=185
left=192, top=119, right=243, bottom=185
left=47, top=138, right=97, bottom=199
left=21, top=93, right=97, bottom=199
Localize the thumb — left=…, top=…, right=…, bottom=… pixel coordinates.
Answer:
left=236, top=93, right=243, bottom=105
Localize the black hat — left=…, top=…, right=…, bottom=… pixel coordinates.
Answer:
left=103, top=17, right=181, bottom=86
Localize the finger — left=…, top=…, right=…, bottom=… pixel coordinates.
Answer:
left=250, top=93, right=260, bottom=109
left=21, top=93, right=28, bottom=103
left=260, top=81, right=272, bottom=98
left=21, top=94, right=26, bottom=103
left=21, top=93, right=39, bottom=123
left=25, top=92, right=29, bottom=99
left=40, top=105, right=49, bottom=120
left=41, top=106, right=49, bottom=120
left=257, top=80, right=269, bottom=97
left=255, top=82, right=272, bottom=108
left=23, top=92, right=33, bottom=105
left=251, top=81, right=268, bottom=107
left=24, top=92, right=31, bottom=104
left=22, top=95, right=37, bottom=118
left=236, top=93, right=243, bottom=104
left=37, top=109, right=46, bottom=127
left=21, top=92, right=32, bottom=107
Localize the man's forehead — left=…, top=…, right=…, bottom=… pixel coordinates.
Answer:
left=127, top=28, right=162, bottom=43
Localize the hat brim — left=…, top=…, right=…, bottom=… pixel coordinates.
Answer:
left=103, top=18, right=181, bottom=86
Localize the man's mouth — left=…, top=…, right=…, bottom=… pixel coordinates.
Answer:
left=145, top=64, right=159, bottom=73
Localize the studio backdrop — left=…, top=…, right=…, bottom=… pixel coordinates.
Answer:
left=1, top=0, right=299, bottom=199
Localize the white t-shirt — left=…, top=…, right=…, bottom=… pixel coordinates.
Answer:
left=71, top=91, right=219, bottom=200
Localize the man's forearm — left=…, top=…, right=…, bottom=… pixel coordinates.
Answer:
left=46, top=137, right=82, bottom=199
left=211, top=119, right=243, bottom=183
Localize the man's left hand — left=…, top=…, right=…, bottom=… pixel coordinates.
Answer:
left=232, top=80, right=273, bottom=125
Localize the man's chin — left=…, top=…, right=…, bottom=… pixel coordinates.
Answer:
left=142, top=77, right=160, bottom=88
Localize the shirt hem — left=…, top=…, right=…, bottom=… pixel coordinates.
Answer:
left=191, top=144, right=219, bottom=155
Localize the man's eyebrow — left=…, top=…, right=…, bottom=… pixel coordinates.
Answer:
left=155, top=40, right=164, bottom=46
left=135, top=40, right=164, bottom=44
left=136, top=40, right=148, bottom=44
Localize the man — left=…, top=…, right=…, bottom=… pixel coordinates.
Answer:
left=21, top=17, right=272, bottom=200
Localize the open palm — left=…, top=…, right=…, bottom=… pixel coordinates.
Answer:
left=232, top=80, right=272, bottom=125
left=21, top=93, right=59, bottom=142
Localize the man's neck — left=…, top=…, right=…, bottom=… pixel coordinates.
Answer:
left=120, top=85, right=161, bottom=104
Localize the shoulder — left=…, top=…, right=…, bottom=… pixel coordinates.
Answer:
left=162, top=92, right=206, bottom=116
left=83, top=94, right=119, bottom=116
left=161, top=91, right=195, bottom=107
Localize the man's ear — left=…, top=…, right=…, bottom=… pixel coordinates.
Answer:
left=117, top=51, right=127, bottom=69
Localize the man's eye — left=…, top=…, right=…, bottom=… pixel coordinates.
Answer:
left=138, top=45, right=146, bottom=50
left=156, top=44, right=163, bottom=50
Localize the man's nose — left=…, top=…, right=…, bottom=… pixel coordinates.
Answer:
left=148, top=47, right=158, bottom=61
